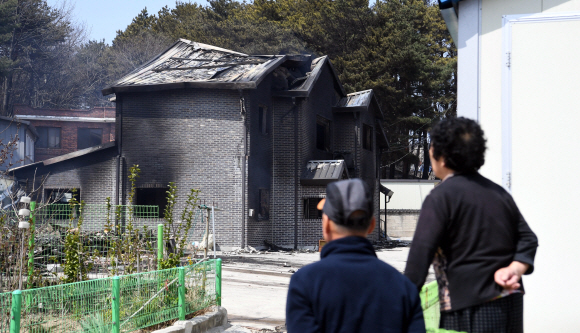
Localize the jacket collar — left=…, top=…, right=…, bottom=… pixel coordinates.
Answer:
left=320, top=236, right=377, bottom=259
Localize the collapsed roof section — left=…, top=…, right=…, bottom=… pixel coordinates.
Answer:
left=102, top=39, right=286, bottom=95
left=271, top=55, right=347, bottom=97
left=101, top=39, right=348, bottom=98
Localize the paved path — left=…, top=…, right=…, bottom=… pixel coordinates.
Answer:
left=218, top=246, right=433, bottom=332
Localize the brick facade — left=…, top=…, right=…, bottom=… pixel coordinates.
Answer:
left=13, top=105, right=115, bottom=161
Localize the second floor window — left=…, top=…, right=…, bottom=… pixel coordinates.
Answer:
left=78, top=128, right=102, bottom=149
left=37, top=127, right=61, bottom=148
left=259, top=106, right=268, bottom=134
left=316, top=116, right=331, bottom=151
left=363, top=124, right=373, bottom=151
left=303, top=197, right=323, bottom=219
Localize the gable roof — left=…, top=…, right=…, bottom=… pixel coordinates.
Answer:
left=272, top=56, right=346, bottom=98
left=102, top=39, right=286, bottom=95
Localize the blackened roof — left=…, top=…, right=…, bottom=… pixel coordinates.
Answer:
left=102, top=39, right=286, bottom=95
left=334, top=89, right=384, bottom=119
left=271, top=56, right=346, bottom=98
left=336, top=90, right=373, bottom=108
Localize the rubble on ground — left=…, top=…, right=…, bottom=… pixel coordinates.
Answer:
left=373, top=239, right=411, bottom=249
left=222, top=241, right=318, bottom=256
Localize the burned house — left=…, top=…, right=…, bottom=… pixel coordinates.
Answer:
left=10, top=39, right=388, bottom=249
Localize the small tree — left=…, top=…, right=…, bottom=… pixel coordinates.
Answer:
left=61, top=189, right=93, bottom=283
left=159, top=183, right=201, bottom=269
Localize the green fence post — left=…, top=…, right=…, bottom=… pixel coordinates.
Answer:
left=112, top=277, right=120, bottom=333
left=216, top=258, right=222, bottom=306
left=157, top=224, right=164, bottom=270
left=27, top=201, right=36, bottom=290
left=9, top=290, right=21, bottom=333
left=178, top=267, right=186, bottom=320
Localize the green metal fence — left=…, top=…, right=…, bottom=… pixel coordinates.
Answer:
left=0, top=204, right=168, bottom=292
left=2, top=259, right=221, bottom=333
left=0, top=291, right=10, bottom=332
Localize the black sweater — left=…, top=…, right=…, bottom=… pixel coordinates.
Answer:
left=404, top=173, right=538, bottom=311
left=286, top=236, right=425, bottom=333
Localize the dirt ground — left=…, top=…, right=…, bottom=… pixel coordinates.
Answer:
left=218, top=244, right=434, bottom=332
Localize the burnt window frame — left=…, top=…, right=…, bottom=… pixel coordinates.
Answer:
left=135, top=187, right=168, bottom=218
left=43, top=188, right=81, bottom=218
left=258, top=106, right=269, bottom=135
left=362, top=123, right=373, bottom=151
left=77, top=127, right=103, bottom=149
left=316, top=116, right=332, bottom=152
left=303, top=197, right=323, bottom=219
left=36, top=126, right=61, bottom=149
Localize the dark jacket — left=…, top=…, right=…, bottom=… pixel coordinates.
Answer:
left=405, top=173, right=538, bottom=311
left=286, top=236, right=425, bottom=333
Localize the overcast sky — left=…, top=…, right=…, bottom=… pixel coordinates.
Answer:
left=46, top=0, right=210, bottom=44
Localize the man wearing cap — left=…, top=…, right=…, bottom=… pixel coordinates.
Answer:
left=285, top=179, right=425, bottom=333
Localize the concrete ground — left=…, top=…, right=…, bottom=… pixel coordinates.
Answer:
left=218, top=245, right=434, bottom=332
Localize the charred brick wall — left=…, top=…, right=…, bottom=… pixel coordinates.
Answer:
left=246, top=76, right=274, bottom=248
left=271, top=97, right=297, bottom=248
left=270, top=64, right=346, bottom=249
left=118, top=89, right=247, bottom=249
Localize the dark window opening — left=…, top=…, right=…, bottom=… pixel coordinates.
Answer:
left=78, top=128, right=103, bottom=149
left=316, top=117, right=331, bottom=151
left=258, top=106, right=268, bottom=134
left=37, top=127, right=61, bottom=148
left=363, top=124, right=373, bottom=151
left=45, top=188, right=81, bottom=204
left=136, top=188, right=167, bottom=218
left=259, top=189, right=270, bottom=220
left=303, top=198, right=323, bottom=219
left=44, top=189, right=81, bottom=218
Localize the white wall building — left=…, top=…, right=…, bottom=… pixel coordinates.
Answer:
left=379, top=180, right=438, bottom=239
left=442, top=0, right=580, bottom=330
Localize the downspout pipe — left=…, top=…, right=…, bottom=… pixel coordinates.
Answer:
left=293, top=97, right=298, bottom=250
left=115, top=98, right=123, bottom=206
left=239, top=91, right=248, bottom=249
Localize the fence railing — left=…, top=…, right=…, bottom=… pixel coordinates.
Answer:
left=1, top=258, right=221, bottom=333
left=0, top=203, right=205, bottom=292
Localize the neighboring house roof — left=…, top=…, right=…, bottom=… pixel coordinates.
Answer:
left=15, top=115, right=115, bottom=123
left=9, top=141, right=116, bottom=172
left=300, top=160, right=350, bottom=186
left=102, top=39, right=286, bottom=95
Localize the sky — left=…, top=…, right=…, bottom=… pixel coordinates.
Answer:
left=46, top=0, right=209, bottom=45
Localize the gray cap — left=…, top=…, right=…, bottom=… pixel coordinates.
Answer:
left=318, top=178, right=373, bottom=227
